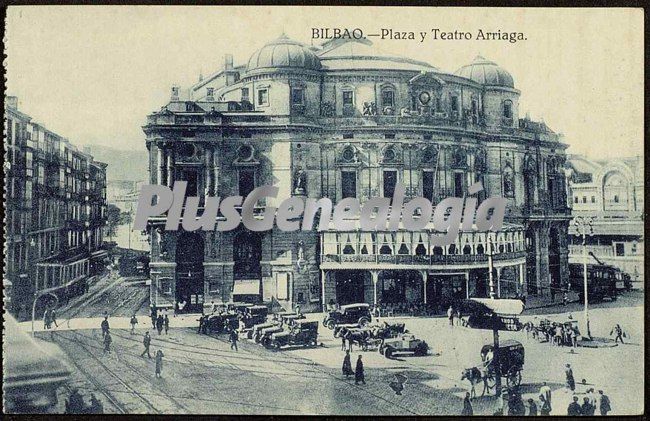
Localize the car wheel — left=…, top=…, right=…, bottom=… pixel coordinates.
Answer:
left=326, top=320, right=336, bottom=330
left=358, top=317, right=369, bottom=327
left=309, top=339, right=317, bottom=347
left=274, top=342, right=282, bottom=351
left=384, top=347, right=393, bottom=359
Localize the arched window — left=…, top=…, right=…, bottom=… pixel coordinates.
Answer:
left=463, top=244, right=472, bottom=255
left=476, top=244, right=485, bottom=254
left=381, top=87, right=395, bottom=109
left=503, top=165, right=514, bottom=197
left=503, top=100, right=513, bottom=119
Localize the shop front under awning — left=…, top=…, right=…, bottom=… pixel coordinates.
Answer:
left=232, top=279, right=261, bottom=295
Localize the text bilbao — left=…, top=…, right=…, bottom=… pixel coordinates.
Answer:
left=133, top=182, right=505, bottom=247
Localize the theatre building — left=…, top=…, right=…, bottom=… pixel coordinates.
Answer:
left=143, top=36, right=570, bottom=313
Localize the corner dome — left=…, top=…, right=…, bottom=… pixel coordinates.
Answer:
left=246, top=34, right=322, bottom=73
left=454, top=56, right=514, bottom=88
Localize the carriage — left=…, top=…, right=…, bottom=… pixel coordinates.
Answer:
left=480, top=339, right=525, bottom=389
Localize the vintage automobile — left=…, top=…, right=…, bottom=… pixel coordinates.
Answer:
left=279, top=313, right=305, bottom=327
left=266, top=320, right=319, bottom=350
left=323, top=303, right=372, bottom=330
left=205, top=311, right=240, bottom=334
left=240, top=305, right=269, bottom=329
left=379, top=333, right=429, bottom=358
left=248, top=321, right=278, bottom=340
left=258, top=324, right=286, bottom=345
left=5, top=314, right=71, bottom=413
left=227, top=302, right=255, bottom=314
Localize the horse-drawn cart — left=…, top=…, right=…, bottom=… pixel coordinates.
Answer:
left=481, top=339, right=525, bottom=389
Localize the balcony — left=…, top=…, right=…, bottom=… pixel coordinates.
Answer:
left=321, top=251, right=525, bottom=267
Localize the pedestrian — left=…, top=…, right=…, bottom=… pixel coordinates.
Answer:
left=461, top=392, right=473, bottom=415
left=197, top=315, right=205, bottom=334
left=611, top=324, right=624, bottom=344
left=141, top=331, right=152, bottom=358
left=43, top=308, right=51, bottom=330
left=164, top=314, right=169, bottom=335
left=51, top=308, right=59, bottom=328
left=229, top=329, right=239, bottom=351
left=130, top=314, right=138, bottom=334
left=355, top=355, right=365, bottom=385
left=567, top=396, right=582, bottom=416
left=102, top=331, right=112, bottom=355
left=447, top=306, right=454, bottom=326
left=342, top=350, right=353, bottom=378
left=598, top=390, right=611, bottom=415
left=565, top=363, right=575, bottom=391
left=89, top=394, right=104, bottom=414
left=341, top=335, right=346, bottom=351
left=571, top=327, right=578, bottom=348
left=507, top=388, right=525, bottom=416
left=527, top=398, right=538, bottom=416
left=563, top=291, right=568, bottom=306
left=101, top=316, right=110, bottom=339
left=539, top=394, right=552, bottom=416
left=587, top=388, right=597, bottom=408
left=539, top=381, right=552, bottom=406
left=210, top=300, right=216, bottom=314
left=295, top=303, right=301, bottom=315
left=155, top=349, right=164, bottom=378
left=156, top=314, right=164, bottom=335
left=66, top=389, right=85, bottom=414
left=581, top=396, right=595, bottom=416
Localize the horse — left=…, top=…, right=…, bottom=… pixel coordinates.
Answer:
left=461, top=367, right=487, bottom=398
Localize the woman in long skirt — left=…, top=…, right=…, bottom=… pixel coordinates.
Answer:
left=342, top=350, right=353, bottom=378
left=155, top=350, right=164, bottom=378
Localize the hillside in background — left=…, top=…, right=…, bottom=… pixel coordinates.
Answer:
left=83, top=144, right=148, bottom=182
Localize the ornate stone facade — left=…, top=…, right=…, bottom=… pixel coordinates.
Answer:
left=143, top=36, right=570, bottom=313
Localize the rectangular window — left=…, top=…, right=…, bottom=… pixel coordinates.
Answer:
left=454, top=172, right=464, bottom=197
left=160, top=278, right=172, bottom=294
left=574, top=196, right=579, bottom=203
left=385, top=133, right=395, bottom=139
left=291, top=88, right=304, bottom=105
left=383, top=170, right=397, bottom=198
left=257, top=89, right=269, bottom=106
left=341, top=171, right=357, bottom=199
left=343, top=133, right=354, bottom=139
left=591, top=196, right=595, bottom=203
left=238, top=169, right=255, bottom=198
left=614, top=243, right=625, bottom=256
left=382, top=90, right=395, bottom=108
left=241, top=88, right=249, bottom=101
left=582, top=196, right=587, bottom=203
left=342, top=91, right=354, bottom=106
left=209, top=280, right=220, bottom=293
left=423, top=171, right=435, bottom=201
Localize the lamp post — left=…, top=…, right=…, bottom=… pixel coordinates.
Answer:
left=486, top=232, right=502, bottom=396
left=572, top=215, right=594, bottom=340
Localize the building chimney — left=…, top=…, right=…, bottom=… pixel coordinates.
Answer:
left=6, top=96, right=18, bottom=110
left=206, top=87, right=215, bottom=102
left=171, top=86, right=180, bottom=101
left=224, top=54, right=233, bottom=71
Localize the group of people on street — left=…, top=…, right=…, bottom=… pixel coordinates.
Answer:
left=43, top=307, right=59, bottom=330
left=140, top=331, right=165, bottom=377
left=150, top=307, right=170, bottom=335
left=526, top=319, right=579, bottom=348
left=567, top=390, right=611, bottom=416
left=342, top=351, right=365, bottom=385
left=447, top=306, right=465, bottom=327
left=65, top=389, right=104, bottom=414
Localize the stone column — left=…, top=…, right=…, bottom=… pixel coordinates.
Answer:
left=519, top=263, right=525, bottom=295
left=212, top=148, right=219, bottom=196
left=204, top=147, right=212, bottom=200
left=420, top=270, right=428, bottom=304
left=465, top=271, right=470, bottom=299
left=321, top=270, right=327, bottom=312
left=497, top=267, right=503, bottom=298
left=166, top=147, right=173, bottom=188
left=370, top=270, right=379, bottom=306
left=157, top=146, right=163, bottom=186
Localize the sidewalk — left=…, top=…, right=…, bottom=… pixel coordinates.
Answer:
left=19, top=313, right=202, bottom=333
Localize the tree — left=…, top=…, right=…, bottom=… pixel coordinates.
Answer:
left=106, top=204, right=121, bottom=242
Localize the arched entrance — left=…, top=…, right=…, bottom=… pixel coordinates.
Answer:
left=176, top=232, right=204, bottom=313
left=232, top=231, right=262, bottom=302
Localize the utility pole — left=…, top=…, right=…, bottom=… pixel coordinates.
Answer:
left=572, top=216, right=594, bottom=340
left=487, top=232, right=502, bottom=396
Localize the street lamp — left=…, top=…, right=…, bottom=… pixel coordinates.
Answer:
left=572, top=215, right=594, bottom=340
left=487, top=232, right=497, bottom=299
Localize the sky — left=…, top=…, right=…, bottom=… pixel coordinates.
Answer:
left=5, top=6, right=644, bottom=159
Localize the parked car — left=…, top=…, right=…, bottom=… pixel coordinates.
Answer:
left=258, top=324, right=286, bottom=345
left=266, top=320, right=319, bottom=350
left=249, top=321, right=278, bottom=341
left=323, top=303, right=372, bottom=330
left=379, top=333, right=429, bottom=358
left=279, top=313, right=305, bottom=327
left=241, top=305, right=269, bottom=329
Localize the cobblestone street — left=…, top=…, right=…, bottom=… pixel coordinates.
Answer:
left=31, top=282, right=643, bottom=415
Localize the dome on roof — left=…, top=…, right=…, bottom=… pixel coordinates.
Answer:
left=247, top=35, right=322, bottom=73
left=454, top=56, right=514, bottom=88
